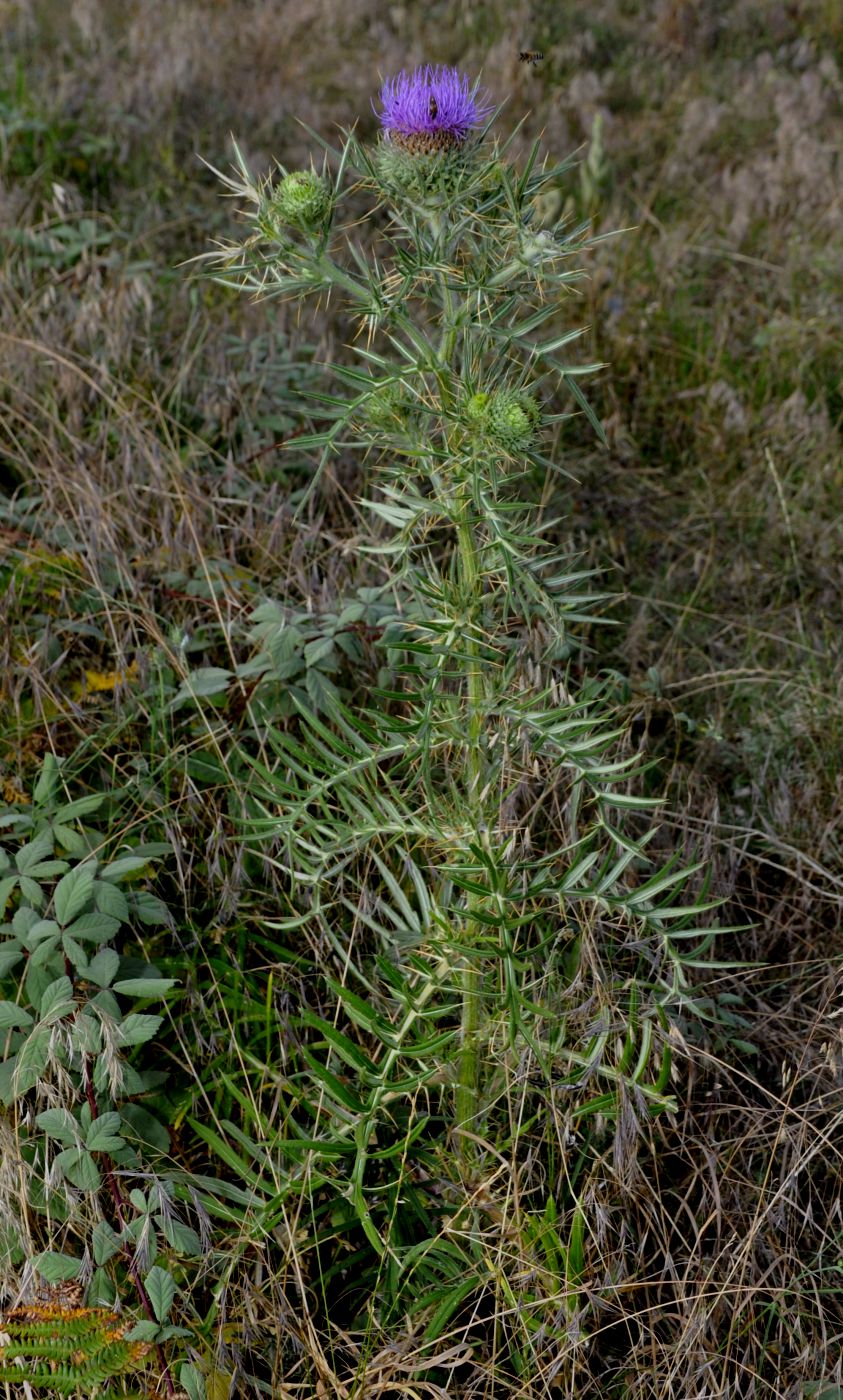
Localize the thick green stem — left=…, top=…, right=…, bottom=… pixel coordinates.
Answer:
left=427, top=212, right=488, bottom=1161
left=453, top=493, right=487, bottom=1161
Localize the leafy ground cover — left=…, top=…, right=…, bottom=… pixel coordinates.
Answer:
left=0, top=2, right=841, bottom=1397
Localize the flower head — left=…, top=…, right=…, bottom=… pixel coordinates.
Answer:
left=376, top=65, right=492, bottom=154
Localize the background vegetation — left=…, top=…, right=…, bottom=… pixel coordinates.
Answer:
left=1, top=1, right=841, bottom=1396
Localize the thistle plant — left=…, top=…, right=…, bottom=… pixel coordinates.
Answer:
left=200, top=65, right=730, bottom=1350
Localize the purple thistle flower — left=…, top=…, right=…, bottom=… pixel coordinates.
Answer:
left=376, top=65, right=493, bottom=154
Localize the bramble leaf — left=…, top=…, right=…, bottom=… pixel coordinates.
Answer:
left=0, top=1001, right=33, bottom=1031
left=36, top=1107, right=79, bottom=1145
left=33, top=1251, right=82, bottom=1282
left=145, top=1264, right=176, bottom=1322
left=115, top=1013, right=163, bottom=1047
left=53, top=861, right=97, bottom=925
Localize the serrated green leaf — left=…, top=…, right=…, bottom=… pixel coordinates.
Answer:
left=12, top=906, right=39, bottom=937
left=94, top=878, right=130, bottom=920
left=180, top=1361, right=206, bottom=1400
left=126, top=1319, right=160, bottom=1342
left=157, top=1215, right=202, bottom=1256
left=25, top=859, right=70, bottom=878
left=30, top=933, right=60, bottom=967
left=21, top=917, right=59, bottom=949
left=172, top=667, right=234, bottom=707
left=71, top=1012, right=102, bottom=1055
left=33, top=1250, right=82, bottom=1282
left=303, top=635, right=335, bottom=666
left=0, top=874, right=18, bottom=917
left=100, top=855, right=153, bottom=881
left=32, top=755, right=62, bottom=805
left=52, top=823, right=89, bottom=855
left=120, top=1104, right=171, bottom=1155
left=116, top=1013, right=163, bottom=1047
left=129, top=891, right=170, bottom=925
left=0, top=1056, right=16, bottom=1106
left=0, top=1001, right=33, bottom=1030
left=35, top=1107, right=79, bottom=1145
left=113, top=977, right=177, bottom=997
left=39, top=975, right=75, bottom=1023
left=92, top=1218, right=122, bottom=1265
left=14, top=829, right=55, bottom=874
left=87, top=948, right=120, bottom=987
left=145, top=1264, right=176, bottom=1322
left=55, top=1146, right=101, bottom=1191
left=0, top=945, right=23, bottom=976
left=53, top=861, right=97, bottom=925
left=61, top=933, right=88, bottom=974
left=54, top=794, right=106, bottom=821
left=18, top=875, right=45, bottom=906
left=63, top=910, right=121, bottom=943
left=13, top=1025, right=51, bottom=1097
left=85, top=1109, right=123, bottom=1148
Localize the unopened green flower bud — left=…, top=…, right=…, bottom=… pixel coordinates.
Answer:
left=488, top=389, right=542, bottom=451
left=464, top=392, right=491, bottom=429
left=271, top=171, right=331, bottom=230
left=364, top=381, right=410, bottom=430
left=518, top=228, right=558, bottom=268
